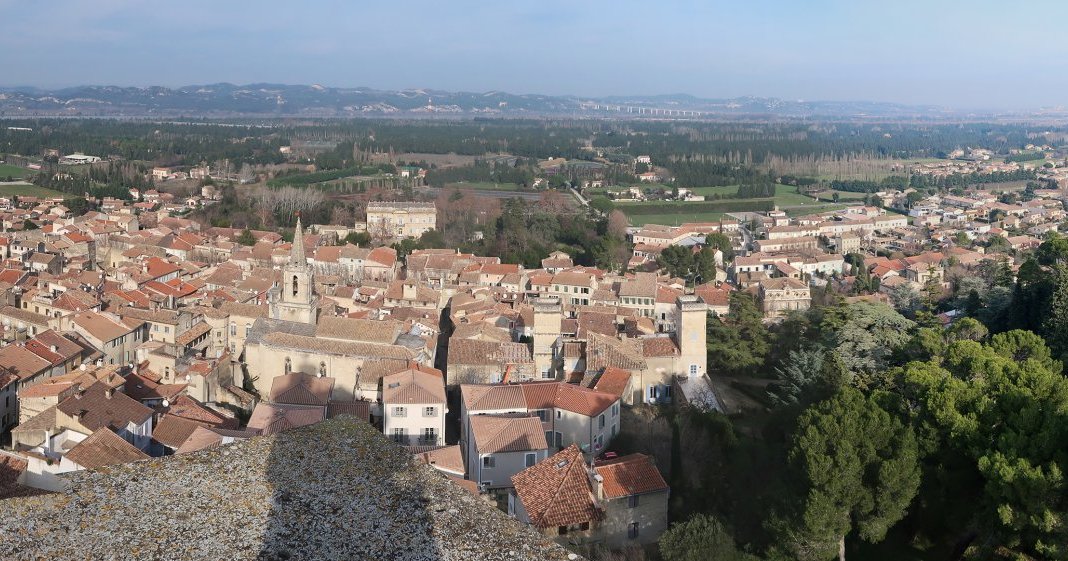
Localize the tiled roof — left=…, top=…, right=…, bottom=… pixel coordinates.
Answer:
left=383, top=369, right=445, bottom=405
left=461, top=384, right=526, bottom=412
left=269, top=372, right=335, bottom=406
left=585, top=332, right=646, bottom=371
left=641, top=337, right=679, bottom=357
left=64, top=427, right=150, bottom=470
left=246, top=403, right=325, bottom=436
left=326, top=399, right=371, bottom=422
left=410, top=444, right=465, bottom=476
left=448, top=339, right=532, bottom=366
left=469, top=415, right=547, bottom=454
left=152, top=414, right=210, bottom=449
left=591, top=367, right=632, bottom=399
left=260, top=331, right=414, bottom=361
left=594, top=453, right=669, bottom=499
left=511, top=445, right=601, bottom=529
left=315, top=316, right=402, bottom=345
left=56, top=382, right=153, bottom=431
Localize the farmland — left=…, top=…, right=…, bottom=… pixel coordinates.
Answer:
left=0, top=183, right=67, bottom=198
left=0, top=164, right=28, bottom=179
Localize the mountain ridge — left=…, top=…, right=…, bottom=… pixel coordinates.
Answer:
left=0, top=83, right=1010, bottom=118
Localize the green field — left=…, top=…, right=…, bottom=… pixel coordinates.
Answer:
left=0, top=164, right=28, bottom=179
left=0, top=184, right=67, bottom=198
left=618, top=184, right=852, bottom=225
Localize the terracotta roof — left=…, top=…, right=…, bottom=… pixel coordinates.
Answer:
left=410, top=444, right=465, bottom=476
left=56, top=382, right=153, bottom=431
left=315, top=316, right=402, bottom=345
left=175, top=321, right=212, bottom=346
left=448, top=339, right=532, bottom=366
left=269, top=372, right=335, bottom=406
left=594, top=453, right=669, bottom=499
left=247, top=403, right=325, bottom=436
left=591, top=368, right=632, bottom=399
left=461, top=384, right=527, bottom=412
left=64, top=428, right=150, bottom=470
left=511, top=445, right=601, bottom=529
left=641, top=337, right=679, bottom=357
left=585, top=332, right=646, bottom=371
left=469, top=415, right=547, bottom=454
left=383, top=369, right=445, bottom=405
left=152, top=414, right=210, bottom=449
left=174, top=426, right=256, bottom=454
left=259, top=332, right=414, bottom=361
left=326, top=400, right=371, bottom=422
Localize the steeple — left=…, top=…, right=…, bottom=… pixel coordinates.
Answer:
left=290, top=215, right=306, bottom=266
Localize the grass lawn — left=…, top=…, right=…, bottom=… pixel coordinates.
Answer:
left=0, top=164, right=28, bottom=179
left=689, top=185, right=740, bottom=197
left=444, top=181, right=523, bottom=192
left=0, top=183, right=67, bottom=198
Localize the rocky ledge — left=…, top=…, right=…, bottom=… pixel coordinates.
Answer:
left=0, top=418, right=579, bottom=561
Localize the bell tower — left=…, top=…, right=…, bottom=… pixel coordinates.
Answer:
left=271, top=216, right=318, bottom=325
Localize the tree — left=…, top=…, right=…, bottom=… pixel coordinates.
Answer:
left=236, top=229, right=256, bottom=246
left=780, top=387, right=920, bottom=561
left=904, top=335, right=1068, bottom=558
left=1042, top=264, right=1068, bottom=362
left=818, top=302, right=915, bottom=389
left=707, top=293, right=770, bottom=377
left=766, top=346, right=847, bottom=407
left=21, top=219, right=38, bottom=231
left=343, top=231, right=372, bottom=246
left=659, top=514, right=759, bottom=561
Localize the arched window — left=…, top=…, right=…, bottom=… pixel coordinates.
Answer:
left=292, top=275, right=299, bottom=297
left=284, top=357, right=292, bottom=375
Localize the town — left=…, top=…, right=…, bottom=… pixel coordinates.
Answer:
left=0, top=112, right=1067, bottom=561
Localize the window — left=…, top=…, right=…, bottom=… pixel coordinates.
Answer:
left=423, top=406, right=436, bottom=417
left=689, top=363, right=698, bottom=376
left=245, top=324, right=251, bottom=338
left=598, top=414, right=605, bottom=429
left=319, top=362, right=327, bottom=377
left=423, top=427, right=436, bottom=442
left=545, top=431, right=554, bottom=446
left=292, top=275, right=299, bottom=297
left=541, top=369, right=552, bottom=379
left=595, top=434, right=603, bottom=450
left=554, top=432, right=563, bottom=448
left=392, top=428, right=405, bottom=443
left=628, top=522, right=639, bottom=539
left=555, top=410, right=562, bottom=419
left=628, top=495, right=640, bottom=508
left=482, top=455, right=495, bottom=468
left=284, top=357, right=291, bottom=375
left=612, top=403, right=620, bottom=417
left=393, top=406, right=406, bottom=417
left=525, top=452, right=537, bottom=467
left=230, top=322, right=236, bottom=336
left=535, top=410, right=546, bottom=421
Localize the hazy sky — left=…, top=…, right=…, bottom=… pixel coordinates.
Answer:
left=2, top=0, right=1066, bottom=109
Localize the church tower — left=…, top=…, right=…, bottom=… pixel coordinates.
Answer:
left=270, top=216, right=319, bottom=325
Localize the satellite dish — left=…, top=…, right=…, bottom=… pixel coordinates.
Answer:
left=161, top=399, right=170, bottom=408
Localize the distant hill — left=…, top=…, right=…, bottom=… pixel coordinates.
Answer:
left=0, top=83, right=964, bottom=119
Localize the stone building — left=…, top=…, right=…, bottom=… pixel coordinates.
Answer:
left=365, top=202, right=437, bottom=240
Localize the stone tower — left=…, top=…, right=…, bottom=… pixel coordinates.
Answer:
left=270, top=216, right=319, bottom=325
left=532, top=296, right=562, bottom=380
left=674, top=295, right=707, bottom=378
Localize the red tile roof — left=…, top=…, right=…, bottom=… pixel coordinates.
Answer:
left=594, top=453, right=669, bottom=499
left=511, top=445, right=601, bottom=529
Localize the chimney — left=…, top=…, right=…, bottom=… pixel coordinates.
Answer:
left=591, top=472, right=604, bottom=500
left=105, top=387, right=114, bottom=399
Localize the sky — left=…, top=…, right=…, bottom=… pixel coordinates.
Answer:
left=1, top=0, right=1066, bottom=110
